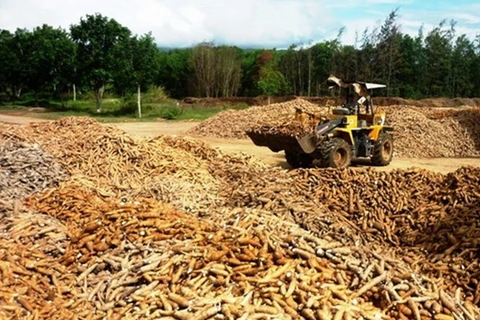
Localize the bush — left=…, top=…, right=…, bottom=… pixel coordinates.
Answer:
left=140, top=86, right=169, bottom=104
left=160, top=104, right=183, bottom=119
left=120, top=101, right=138, bottom=116
left=137, top=102, right=183, bottom=119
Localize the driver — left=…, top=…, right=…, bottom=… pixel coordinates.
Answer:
left=344, top=93, right=358, bottom=114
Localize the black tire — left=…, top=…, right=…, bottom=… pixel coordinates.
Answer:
left=371, top=132, right=394, bottom=166
left=285, top=152, right=313, bottom=168
left=318, top=138, right=352, bottom=168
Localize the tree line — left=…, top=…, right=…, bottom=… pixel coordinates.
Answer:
left=1, top=10, right=480, bottom=112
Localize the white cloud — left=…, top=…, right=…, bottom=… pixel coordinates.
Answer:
left=326, top=0, right=410, bottom=9
left=337, top=18, right=383, bottom=45
left=0, top=0, right=477, bottom=48
left=451, top=13, right=480, bottom=24
left=0, top=0, right=337, bottom=47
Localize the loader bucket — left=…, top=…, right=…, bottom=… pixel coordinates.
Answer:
left=246, top=130, right=318, bottom=154
left=297, top=134, right=318, bottom=154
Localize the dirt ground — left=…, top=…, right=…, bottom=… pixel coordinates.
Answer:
left=0, top=113, right=49, bottom=124
left=2, top=114, right=479, bottom=174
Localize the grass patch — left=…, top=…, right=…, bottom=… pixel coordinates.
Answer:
left=175, top=103, right=249, bottom=121
left=1, top=86, right=250, bottom=121
left=1, top=97, right=250, bottom=122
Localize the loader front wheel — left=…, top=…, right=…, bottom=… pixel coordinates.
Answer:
left=371, top=132, right=394, bottom=166
left=320, top=138, right=352, bottom=168
left=285, top=152, right=313, bottom=168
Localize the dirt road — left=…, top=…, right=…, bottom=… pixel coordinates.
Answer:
left=0, top=113, right=48, bottom=124
left=2, top=113, right=478, bottom=174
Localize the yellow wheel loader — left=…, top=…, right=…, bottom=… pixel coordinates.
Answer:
left=246, top=76, right=394, bottom=169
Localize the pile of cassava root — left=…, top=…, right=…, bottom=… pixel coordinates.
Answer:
left=0, top=117, right=479, bottom=320
left=0, top=140, right=68, bottom=200
left=187, top=98, right=330, bottom=139
left=188, top=99, right=480, bottom=158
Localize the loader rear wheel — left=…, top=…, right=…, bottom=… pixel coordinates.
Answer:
left=285, top=152, right=312, bottom=168
left=319, top=138, right=352, bottom=168
left=371, top=132, right=394, bottom=166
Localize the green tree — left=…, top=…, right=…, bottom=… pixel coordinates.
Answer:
left=130, top=33, right=160, bottom=117
left=397, top=33, right=423, bottom=98
left=156, top=48, right=193, bottom=98
left=0, top=30, right=14, bottom=95
left=70, top=13, right=132, bottom=112
left=239, top=49, right=263, bottom=96
left=279, top=45, right=299, bottom=95
left=310, top=41, right=337, bottom=95
left=356, top=27, right=378, bottom=82
left=110, top=38, right=135, bottom=98
left=410, top=27, right=428, bottom=98
left=278, top=43, right=316, bottom=96
left=3, top=29, right=31, bottom=99
left=333, top=45, right=357, bottom=83
left=376, top=8, right=402, bottom=96
left=451, top=34, right=475, bottom=97
left=24, top=25, right=75, bottom=105
left=472, top=35, right=480, bottom=97
left=423, top=20, right=455, bottom=97
left=257, top=67, right=287, bottom=104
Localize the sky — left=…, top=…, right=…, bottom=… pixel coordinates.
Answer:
left=0, top=0, right=479, bottom=48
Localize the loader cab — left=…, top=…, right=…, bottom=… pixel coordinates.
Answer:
left=332, top=92, right=358, bottom=116
left=327, top=79, right=386, bottom=127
